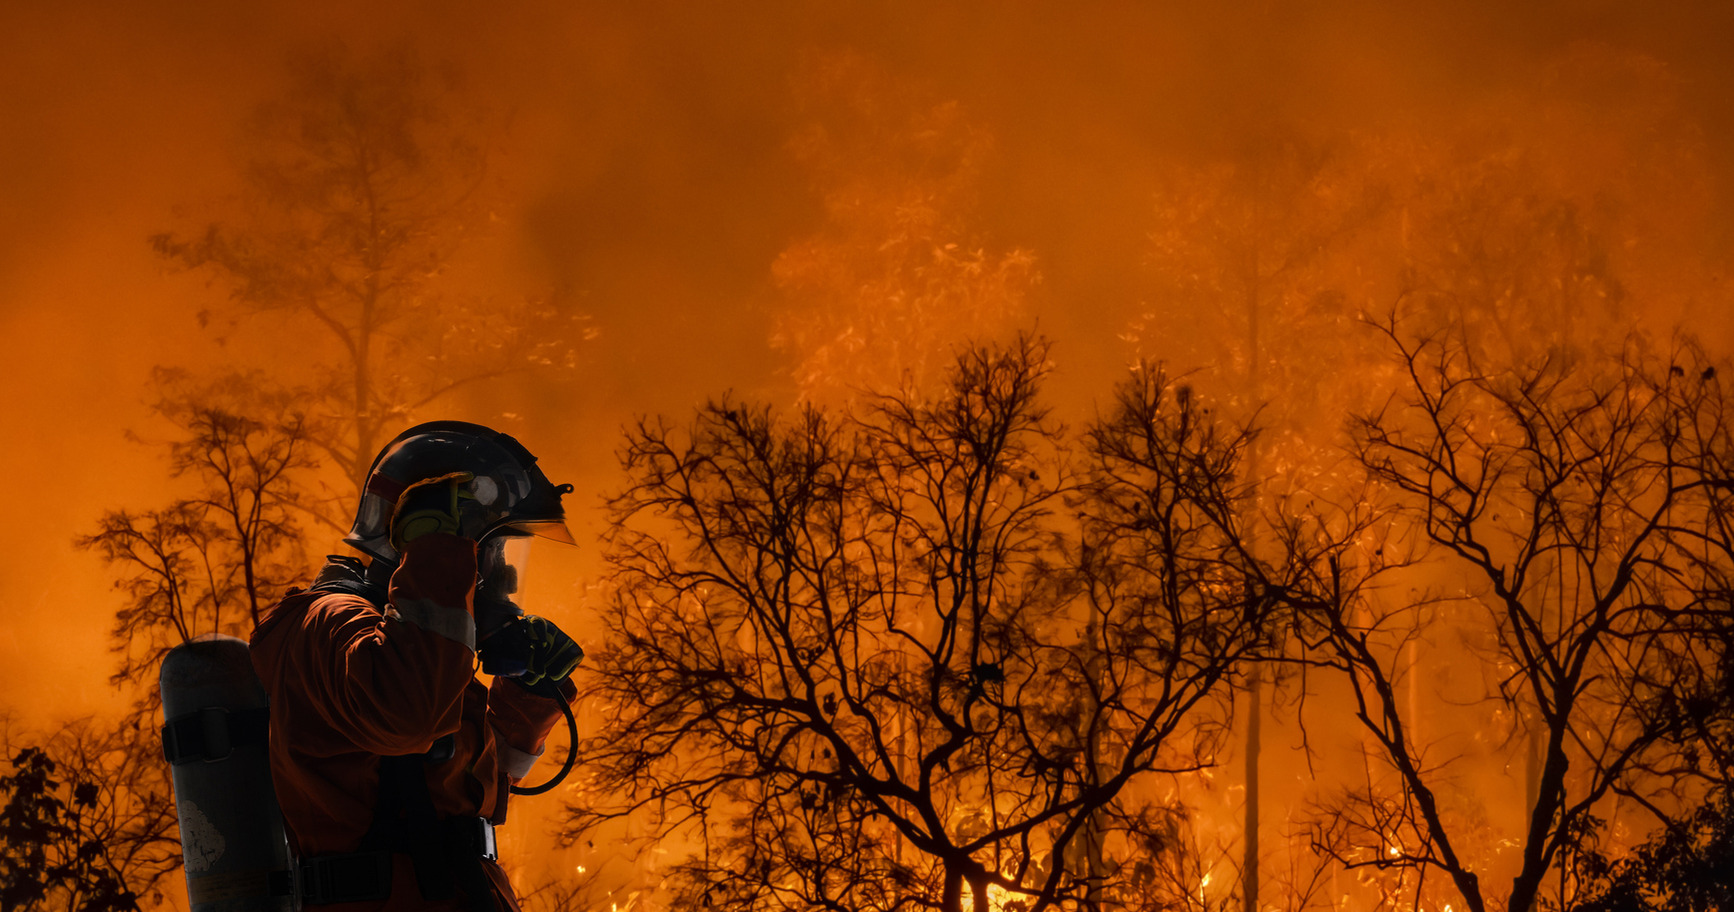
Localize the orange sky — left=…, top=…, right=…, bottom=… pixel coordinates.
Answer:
left=5, top=0, right=1734, bottom=728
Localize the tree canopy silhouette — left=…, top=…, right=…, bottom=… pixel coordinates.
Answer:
left=569, top=338, right=1302, bottom=912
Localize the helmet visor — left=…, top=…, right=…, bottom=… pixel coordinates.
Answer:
left=507, top=518, right=575, bottom=546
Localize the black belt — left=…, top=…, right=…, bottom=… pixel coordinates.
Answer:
left=298, top=817, right=497, bottom=906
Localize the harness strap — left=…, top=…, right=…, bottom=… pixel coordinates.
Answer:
left=376, top=752, right=455, bottom=904
left=301, top=735, right=499, bottom=912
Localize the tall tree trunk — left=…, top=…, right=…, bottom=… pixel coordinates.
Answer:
left=1524, top=710, right=1542, bottom=828
left=1243, top=665, right=1262, bottom=912
left=1079, top=610, right=1109, bottom=910
left=1405, top=640, right=1419, bottom=744
left=1084, top=812, right=1106, bottom=911
left=1241, top=170, right=1264, bottom=912
left=943, top=868, right=964, bottom=912
left=970, top=874, right=992, bottom=912
left=1509, top=722, right=1567, bottom=912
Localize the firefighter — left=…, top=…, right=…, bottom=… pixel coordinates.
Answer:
left=250, top=422, right=584, bottom=912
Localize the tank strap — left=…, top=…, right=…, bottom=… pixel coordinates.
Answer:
left=161, top=706, right=270, bottom=765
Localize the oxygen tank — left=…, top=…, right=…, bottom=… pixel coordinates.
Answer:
left=160, top=634, right=295, bottom=911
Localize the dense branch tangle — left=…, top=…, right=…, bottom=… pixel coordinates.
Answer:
left=1305, top=321, right=1734, bottom=912
left=572, top=339, right=1273, bottom=912
left=0, top=719, right=182, bottom=912
left=80, top=394, right=313, bottom=709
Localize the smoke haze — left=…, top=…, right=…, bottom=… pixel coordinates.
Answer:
left=4, top=0, right=1734, bottom=807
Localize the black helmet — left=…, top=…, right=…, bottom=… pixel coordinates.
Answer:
left=345, top=421, right=574, bottom=562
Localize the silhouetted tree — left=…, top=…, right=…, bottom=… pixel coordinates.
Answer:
left=1136, top=52, right=1722, bottom=908
left=1299, top=320, right=1734, bottom=912
left=568, top=339, right=1276, bottom=912
left=1572, top=789, right=1734, bottom=912
left=0, top=718, right=181, bottom=912
left=80, top=372, right=314, bottom=710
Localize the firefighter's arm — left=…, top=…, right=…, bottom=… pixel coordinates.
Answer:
left=486, top=665, right=578, bottom=783
left=296, top=533, right=480, bottom=756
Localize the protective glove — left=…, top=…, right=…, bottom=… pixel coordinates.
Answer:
left=390, top=472, right=486, bottom=550
left=480, top=615, right=584, bottom=688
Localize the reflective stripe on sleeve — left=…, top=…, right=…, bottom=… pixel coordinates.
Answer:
left=493, top=727, right=544, bottom=779
left=387, top=598, right=477, bottom=651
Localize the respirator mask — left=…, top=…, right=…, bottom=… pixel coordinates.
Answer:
left=475, top=531, right=535, bottom=676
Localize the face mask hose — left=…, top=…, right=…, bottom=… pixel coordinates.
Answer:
left=508, top=677, right=579, bottom=796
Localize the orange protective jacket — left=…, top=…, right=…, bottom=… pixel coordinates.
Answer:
left=251, top=533, right=575, bottom=912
